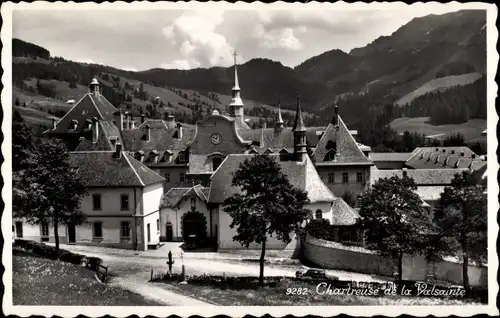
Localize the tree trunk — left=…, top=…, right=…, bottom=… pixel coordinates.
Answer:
left=398, top=251, right=403, bottom=281
left=54, top=216, right=60, bottom=258
left=259, top=238, right=267, bottom=287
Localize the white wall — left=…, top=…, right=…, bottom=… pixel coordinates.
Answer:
left=160, top=195, right=213, bottom=240
left=140, top=211, right=161, bottom=248
left=307, top=202, right=333, bottom=223
left=82, top=188, right=137, bottom=215
left=13, top=218, right=67, bottom=242
left=142, top=183, right=163, bottom=215
left=75, top=216, right=136, bottom=248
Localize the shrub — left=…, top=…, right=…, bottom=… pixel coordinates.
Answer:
left=305, top=218, right=334, bottom=240
left=60, top=252, right=86, bottom=265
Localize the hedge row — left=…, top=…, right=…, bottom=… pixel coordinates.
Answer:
left=13, top=239, right=102, bottom=270
left=155, top=273, right=342, bottom=289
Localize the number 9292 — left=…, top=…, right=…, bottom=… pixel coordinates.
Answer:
left=286, top=287, right=309, bottom=295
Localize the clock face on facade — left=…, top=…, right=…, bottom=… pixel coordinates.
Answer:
left=210, top=133, right=222, bottom=145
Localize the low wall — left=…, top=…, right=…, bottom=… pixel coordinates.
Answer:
left=303, top=234, right=487, bottom=286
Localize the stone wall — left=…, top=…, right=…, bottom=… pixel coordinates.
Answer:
left=303, top=234, right=487, bottom=286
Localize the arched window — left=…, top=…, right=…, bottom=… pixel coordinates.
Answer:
left=315, top=209, right=323, bottom=219
left=213, top=157, right=223, bottom=171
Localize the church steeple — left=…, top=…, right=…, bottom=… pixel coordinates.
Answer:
left=229, top=51, right=244, bottom=125
left=293, top=94, right=307, bottom=161
left=275, top=99, right=284, bottom=130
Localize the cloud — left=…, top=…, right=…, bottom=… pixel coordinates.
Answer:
left=161, top=11, right=234, bottom=68
left=159, top=59, right=193, bottom=70
left=259, top=28, right=302, bottom=50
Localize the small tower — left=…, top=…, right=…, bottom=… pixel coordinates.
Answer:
left=275, top=99, right=284, bottom=131
left=228, top=51, right=245, bottom=125
left=89, top=78, right=100, bottom=95
left=292, top=94, right=307, bottom=161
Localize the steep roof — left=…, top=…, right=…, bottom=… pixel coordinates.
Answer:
left=208, top=154, right=335, bottom=204
left=160, top=184, right=209, bottom=208
left=69, top=151, right=164, bottom=187
left=313, top=117, right=373, bottom=166
left=370, top=168, right=469, bottom=186
left=369, top=152, right=413, bottom=162
left=405, top=147, right=479, bottom=169
left=120, top=125, right=195, bottom=152
left=46, top=93, right=116, bottom=134
left=74, top=121, right=123, bottom=152
left=238, top=127, right=325, bottom=150
left=331, top=198, right=360, bottom=226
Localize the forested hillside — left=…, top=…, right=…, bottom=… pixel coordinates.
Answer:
left=401, top=76, right=486, bottom=125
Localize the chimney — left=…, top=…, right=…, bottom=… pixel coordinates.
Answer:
left=114, top=143, right=122, bottom=158
left=91, top=117, right=99, bottom=143
left=141, top=113, right=145, bottom=124
left=52, top=118, right=56, bottom=130
left=460, top=151, right=465, bottom=157
left=124, top=112, right=130, bottom=129
left=332, top=105, right=339, bottom=126
left=114, top=110, right=124, bottom=131
left=176, top=123, right=183, bottom=140
left=145, top=124, right=151, bottom=142
left=402, top=168, right=408, bottom=177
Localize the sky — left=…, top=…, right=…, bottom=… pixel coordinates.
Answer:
left=13, top=6, right=459, bottom=71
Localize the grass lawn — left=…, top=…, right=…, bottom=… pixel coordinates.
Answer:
left=152, top=278, right=480, bottom=306
left=13, top=249, right=163, bottom=306
left=390, top=117, right=486, bottom=141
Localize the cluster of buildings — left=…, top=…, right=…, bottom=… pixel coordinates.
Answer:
left=13, top=60, right=488, bottom=251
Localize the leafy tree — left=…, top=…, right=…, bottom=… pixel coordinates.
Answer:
left=12, top=111, right=36, bottom=215
left=223, top=154, right=311, bottom=286
left=358, top=175, right=434, bottom=280
left=433, top=171, right=487, bottom=290
left=17, top=138, right=87, bottom=255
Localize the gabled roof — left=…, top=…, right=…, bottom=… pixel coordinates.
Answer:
left=369, top=152, right=413, bottom=162
left=69, top=151, right=164, bottom=187
left=238, top=127, right=325, bottom=150
left=208, top=154, right=335, bottom=204
left=74, top=121, right=123, bottom=152
left=46, top=93, right=116, bottom=134
left=313, top=117, right=373, bottom=166
left=331, top=198, right=360, bottom=226
left=160, top=184, right=209, bottom=208
left=370, top=168, right=469, bottom=186
left=405, top=147, right=478, bottom=169
left=120, top=125, right=195, bottom=152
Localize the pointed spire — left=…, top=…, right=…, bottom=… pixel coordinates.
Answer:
left=277, top=100, right=284, bottom=124
left=292, top=94, right=306, bottom=132
left=232, top=51, right=240, bottom=91
left=275, top=99, right=284, bottom=130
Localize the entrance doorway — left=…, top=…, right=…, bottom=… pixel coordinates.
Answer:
left=166, top=223, right=173, bottom=241
left=15, top=222, right=23, bottom=238
left=67, top=224, right=76, bottom=243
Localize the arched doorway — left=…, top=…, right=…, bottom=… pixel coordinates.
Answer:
left=181, top=211, right=207, bottom=244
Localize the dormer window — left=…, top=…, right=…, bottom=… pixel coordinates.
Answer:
left=326, top=149, right=336, bottom=161
left=70, top=119, right=78, bottom=130
left=178, top=152, right=185, bottom=163
left=264, top=148, right=273, bottom=154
